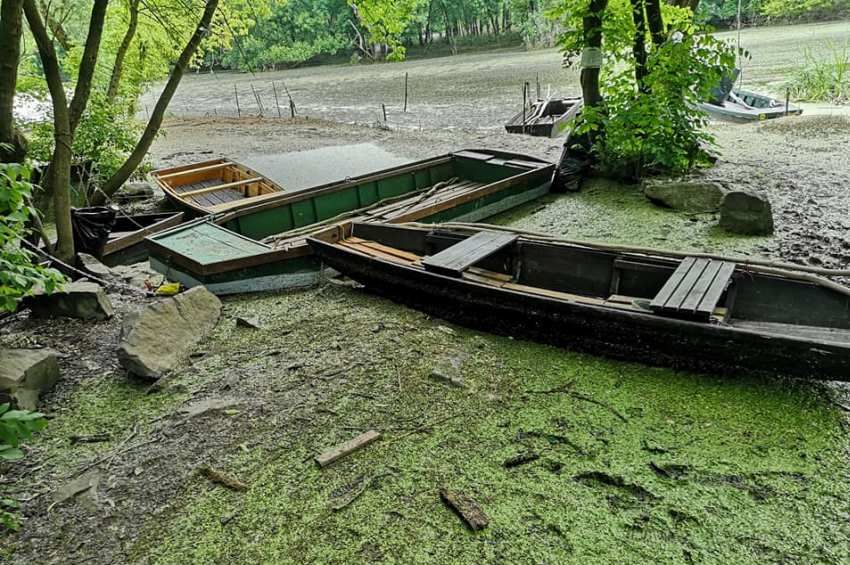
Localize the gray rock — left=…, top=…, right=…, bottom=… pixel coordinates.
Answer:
left=0, top=348, right=60, bottom=410
left=643, top=179, right=727, bottom=213
left=115, top=180, right=154, bottom=201
left=118, top=287, right=222, bottom=379
left=53, top=470, right=101, bottom=511
left=78, top=253, right=114, bottom=279
left=718, top=190, right=774, bottom=235
left=235, top=316, right=262, bottom=329
left=27, top=281, right=114, bottom=321
left=111, top=261, right=161, bottom=289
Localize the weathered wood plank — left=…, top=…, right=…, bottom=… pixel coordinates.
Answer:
left=315, top=430, right=381, bottom=468
left=664, top=258, right=709, bottom=310
left=440, top=488, right=489, bottom=531
left=650, top=257, right=695, bottom=310
left=697, top=261, right=736, bottom=315
left=423, top=231, right=517, bottom=277
left=680, top=260, right=723, bottom=312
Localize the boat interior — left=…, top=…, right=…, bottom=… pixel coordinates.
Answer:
left=153, top=159, right=284, bottom=212
left=324, top=222, right=850, bottom=344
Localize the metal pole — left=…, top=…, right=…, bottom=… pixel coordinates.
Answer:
left=785, top=88, right=790, bottom=116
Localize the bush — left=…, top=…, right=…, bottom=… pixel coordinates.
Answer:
left=788, top=42, right=850, bottom=104
left=0, top=161, right=65, bottom=312
left=0, top=403, right=48, bottom=532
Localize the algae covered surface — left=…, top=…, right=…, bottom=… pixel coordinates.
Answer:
left=119, top=288, right=849, bottom=564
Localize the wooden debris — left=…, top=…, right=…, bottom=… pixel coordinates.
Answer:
left=198, top=465, right=248, bottom=492
left=503, top=451, right=540, bottom=468
left=70, top=433, right=111, bottom=445
left=440, top=488, right=489, bottom=531
left=315, top=430, right=381, bottom=468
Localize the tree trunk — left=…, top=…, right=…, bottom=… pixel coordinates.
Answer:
left=645, top=0, right=665, bottom=46
left=23, top=0, right=73, bottom=261
left=95, top=0, right=220, bottom=204
left=580, top=0, right=608, bottom=108
left=107, top=0, right=140, bottom=100
left=68, top=0, right=108, bottom=134
left=0, top=0, right=23, bottom=162
left=631, top=0, right=648, bottom=88
left=37, top=0, right=72, bottom=52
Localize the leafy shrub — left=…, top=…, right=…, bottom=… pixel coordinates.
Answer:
left=28, top=93, right=142, bottom=194
left=0, top=403, right=47, bottom=463
left=788, top=42, right=850, bottom=104
left=0, top=161, right=65, bottom=312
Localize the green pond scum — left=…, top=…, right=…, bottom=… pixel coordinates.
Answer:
left=118, top=284, right=849, bottom=564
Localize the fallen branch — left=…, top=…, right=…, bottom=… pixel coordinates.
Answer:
left=198, top=465, right=248, bottom=492
left=315, top=430, right=381, bottom=468
left=568, top=391, right=628, bottom=423
left=440, top=488, right=489, bottom=531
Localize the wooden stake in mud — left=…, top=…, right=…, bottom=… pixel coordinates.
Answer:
left=382, top=103, right=387, bottom=124
left=536, top=73, right=541, bottom=99
left=234, top=84, right=241, bottom=117
left=251, top=83, right=264, bottom=117
left=282, top=82, right=296, bottom=117
left=272, top=82, right=282, bottom=118
left=785, top=88, right=790, bottom=116
left=404, top=72, right=409, bottom=113
left=522, top=82, right=529, bottom=134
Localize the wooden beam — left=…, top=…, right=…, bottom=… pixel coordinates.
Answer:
left=157, top=161, right=233, bottom=180
left=181, top=177, right=263, bottom=198
left=315, top=430, right=381, bottom=468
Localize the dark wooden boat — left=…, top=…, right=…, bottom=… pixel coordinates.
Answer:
left=308, top=222, right=850, bottom=381
left=151, top=159, right=285, bottom=215
left=505, top=96, right=583, bottom=138
left=101, top=211, right=184, bottom=266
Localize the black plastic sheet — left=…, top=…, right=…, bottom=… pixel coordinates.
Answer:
left=71, top=206, right=117, bottom=257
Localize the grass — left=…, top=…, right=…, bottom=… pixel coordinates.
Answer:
left=788, top=41, right=850, bottom=104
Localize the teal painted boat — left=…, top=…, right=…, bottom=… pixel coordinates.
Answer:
left=146, top=149, right=554, bottom=295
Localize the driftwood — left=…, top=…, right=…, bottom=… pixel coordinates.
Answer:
left=198, top=465, right=248, bottom=492
left=315, top=430, right=381, bottom=468
left=503, top=451, right=540, bottom=468
left=440, top=488, right=489, bottom=531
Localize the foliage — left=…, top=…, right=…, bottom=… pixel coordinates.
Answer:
left=349, top=0, right=425, bottom=61
left=761, top=0, right=849, bottom=19
left=0, top=161, right=64, bottom=312
left=788, top=41, right=850, bottom=103
left=0, top=403, right=47, bottom=463
left=550, top=0, right=736, bottom=177
left=28, top=94, right=143, bottom=192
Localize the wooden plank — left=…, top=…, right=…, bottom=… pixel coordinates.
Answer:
left=440, top=489, right=489, bottom=531
left=664, top=258, right=710, bottom=310
left=156, top=161, right=233, bottom=180
left=423, top=231, right=517, bottom=277
left=679, top=260, right=723, bottom=312
left=180, top=177, right=263, bottom=198
left=697, top=261, right=736, bottom=316
left=650, top=257, right=695, bottom=310
left=315, top=430, right=381, bottom=468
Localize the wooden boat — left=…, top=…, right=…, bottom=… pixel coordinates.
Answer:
left=698, top=89, right=802, bottom=122
left=100, top=211, right=184, bottom=266
left=146, top=149, right=554, bottom=295
left=151, top=159, right=285, bottom=215
left=505, top=97, right=583, bottom=138
left=307, top=222, right=850, bottom=380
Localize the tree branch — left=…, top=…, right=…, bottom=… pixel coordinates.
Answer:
left=95, top=0, right=220, bottom=203
left=107, top=0, right=141, bottom=100
left=68, top=0, right=109, bottom=134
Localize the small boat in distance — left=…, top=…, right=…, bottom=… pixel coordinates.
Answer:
left=505, top=96, right=583, bottom=138
left=308, top=222, right=850, bottom=381
left=698, top=89, right=803, bottom=122
left=151, top=159, right=285, bottom=215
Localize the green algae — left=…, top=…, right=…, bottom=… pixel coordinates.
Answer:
left=130, top=287, right=850, bottom=565
left=491, top=178, right=769, bottom=258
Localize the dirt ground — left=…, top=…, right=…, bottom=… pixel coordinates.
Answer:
left=3, top=21, right=850, bottom=565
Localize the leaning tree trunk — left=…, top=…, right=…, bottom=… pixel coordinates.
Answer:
left=645, top=0, right=665, bottom=46
left=95, top=0, right=220, bottom=204
left=0, top=0, right=24, bottom=162
left=107, top=0, right=140, bottom=100
left=580, top=0, right=608, bottom=108
left=22, top=0, right=73, bottom=261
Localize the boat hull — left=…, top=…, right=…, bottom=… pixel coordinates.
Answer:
left=308, top=230, right=850, bottom=381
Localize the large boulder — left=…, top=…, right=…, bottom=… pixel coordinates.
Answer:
left=114, top=181, right=154, bottom=202
left=118, top=287, right=221, bottom=379
left=77, top=253, right=114, bottom=280
left=27, top=281, right=114, bottom=321
left=718, top=190, right=774, bottom=235
left=0, top=349, right=60, bottom=410
left=643, top=179, right=728, bottom=213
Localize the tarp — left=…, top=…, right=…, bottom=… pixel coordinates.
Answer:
left=71, top=206, right=117, bottom=257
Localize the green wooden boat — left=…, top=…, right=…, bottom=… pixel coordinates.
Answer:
left=146, top=149, right=554, bottom=295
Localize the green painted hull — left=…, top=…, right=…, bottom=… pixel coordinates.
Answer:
left=148, top=149, right=554, bottom=295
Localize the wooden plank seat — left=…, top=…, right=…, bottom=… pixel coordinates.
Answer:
left=650, top=257, right=736, bottom=320
left=422, top=231, right=518, bottom=277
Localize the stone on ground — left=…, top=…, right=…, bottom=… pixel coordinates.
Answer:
left=78, top=253, right=114, bottom=280
left=118, top=286, right=222, bottom=379
left=718, top=190, right=774, bottom=235
left=643, top=179, right=728, bottom=213
left=111, top=261, right=162, bottom=289
left=115, top=180, right=154, bottom=201
left=0, top=348, right=60, bottom=410
left=27, top=281, right=114, bottom=321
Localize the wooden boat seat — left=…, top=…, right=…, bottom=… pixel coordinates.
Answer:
left=423, top=231, right=518, bottom=277
left=650, top=257, right=736, bottom=320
